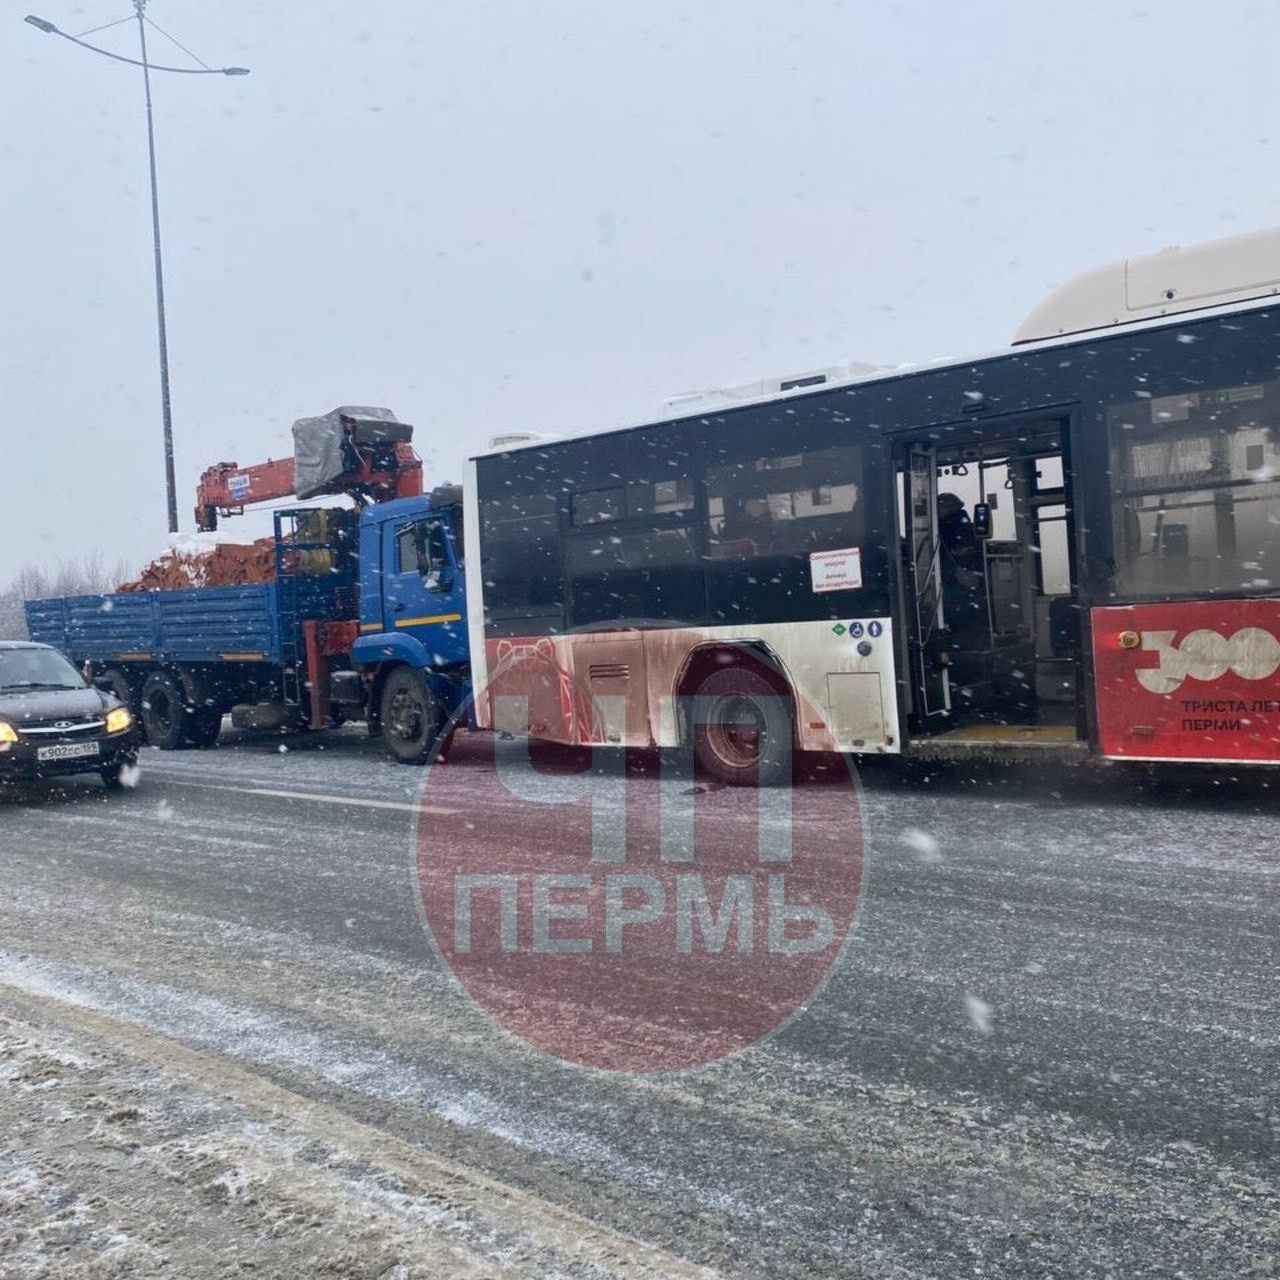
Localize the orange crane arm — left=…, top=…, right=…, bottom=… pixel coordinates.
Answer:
left=195, top=458, right=296, bottom=531
left=195, top=442, right=422, bottom=531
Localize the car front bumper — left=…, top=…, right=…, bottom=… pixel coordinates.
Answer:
left=0, top=728, right=141, bottom=781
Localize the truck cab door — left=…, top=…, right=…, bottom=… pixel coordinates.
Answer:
left=383, top=512, right=467, bottom=663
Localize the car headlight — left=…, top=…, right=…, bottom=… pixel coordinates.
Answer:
left=0, top=722, right=16, bottom=745
left=105, top=707, right=132, bottom=734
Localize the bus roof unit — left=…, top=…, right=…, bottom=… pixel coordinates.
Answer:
left=1014, top=226, right=1280, bottom=344
left=664, top=360, right=890, bottom=412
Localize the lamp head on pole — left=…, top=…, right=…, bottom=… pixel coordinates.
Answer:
left=24, top=14, right=58, bottom=33
left=222, top=66, right=250, bottom=76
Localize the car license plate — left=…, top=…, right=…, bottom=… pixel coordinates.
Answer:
left=36, top=741, right=100, bottom=763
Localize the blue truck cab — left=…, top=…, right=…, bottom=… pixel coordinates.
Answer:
left=350, top=489, right=470, bottom=762
left=26, top=487, right=471, bottom=765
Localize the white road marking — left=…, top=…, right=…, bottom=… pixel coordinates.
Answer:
left=151, top=777, right=457, bottom=817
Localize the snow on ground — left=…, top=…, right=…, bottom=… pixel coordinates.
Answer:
left=2, top=726, right=1277, bottom=1278
left=0, top=1007, right=714, bottom=1280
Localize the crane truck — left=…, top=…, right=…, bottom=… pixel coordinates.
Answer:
left=25, top=408, right=470, bottom=764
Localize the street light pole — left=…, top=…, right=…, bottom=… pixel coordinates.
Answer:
left=24, top=7, right=249, bottom=535
left=133, top=0, right=178, bottom=532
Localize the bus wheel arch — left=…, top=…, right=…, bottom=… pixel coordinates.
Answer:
left=675, top=643, right=797, bottom=787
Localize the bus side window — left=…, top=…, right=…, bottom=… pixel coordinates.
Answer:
left=707, top=447, right=862, bottom=560
left=715, top=495, right=775, bottom=555
left=1108, top=383, right=1280, bottom=596
left=479, top=493, right=563, bottom=629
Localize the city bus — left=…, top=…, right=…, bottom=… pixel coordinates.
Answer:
left=463, top=228, right=1280, bottom=783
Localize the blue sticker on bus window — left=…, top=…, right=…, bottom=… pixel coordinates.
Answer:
left=848, top=621, right=864, bottom=638
left=868, top=620, right=883, bottom=638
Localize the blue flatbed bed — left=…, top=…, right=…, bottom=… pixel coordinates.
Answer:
left=26, top=583, right=281, bottom=665
left=25, top=573, right=349, bottom=668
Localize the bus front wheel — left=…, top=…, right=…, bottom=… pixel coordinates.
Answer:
left=692, top=665, right=793, bottom=787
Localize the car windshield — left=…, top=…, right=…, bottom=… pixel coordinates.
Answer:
left=0, top=647, right=84, bottom=691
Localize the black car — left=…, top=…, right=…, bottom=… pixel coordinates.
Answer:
left=0, top=641, right=141, bottom=789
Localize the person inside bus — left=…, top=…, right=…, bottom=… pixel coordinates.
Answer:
left=937, top=492, right=987, bottom=639
left=718, top=495, right=775, bottom=553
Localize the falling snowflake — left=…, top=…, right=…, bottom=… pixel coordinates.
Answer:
left=964, top=994, right=993, bottom=1035
left=902, top=827, right=942, bottom=863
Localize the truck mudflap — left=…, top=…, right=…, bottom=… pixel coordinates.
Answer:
left=1092, top=600, right=1280, bottom=763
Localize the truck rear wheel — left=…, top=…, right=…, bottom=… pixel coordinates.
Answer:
left=691, top=665, right=794, bottom=787
left=380, top=667, right=442, bottom=766
left=140, top=670, right=191, bottom=751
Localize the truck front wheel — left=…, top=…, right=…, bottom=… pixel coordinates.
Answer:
left=140, top=670, right=191, bottom=751
left=380, top=667, right=442, bottom=766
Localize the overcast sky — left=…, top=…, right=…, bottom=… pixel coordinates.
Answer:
left=4, top=0, right=1279, bottom=582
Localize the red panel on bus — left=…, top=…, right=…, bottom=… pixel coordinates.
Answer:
left=1092, top=601, right=1280, bottom=763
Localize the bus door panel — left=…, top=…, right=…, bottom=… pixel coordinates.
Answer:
left=905, top=446, right=952, bottom=723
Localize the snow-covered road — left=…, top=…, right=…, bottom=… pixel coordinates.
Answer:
left=1, top=727, right=1276, bottom=1278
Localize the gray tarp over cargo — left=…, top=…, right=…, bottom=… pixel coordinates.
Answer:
left=291, top=407, right=414, bottom=499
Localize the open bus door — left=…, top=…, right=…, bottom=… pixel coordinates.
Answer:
left=900, top=415, right=1087, bottom=753
left=905, top=446, right=952, bottom=727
